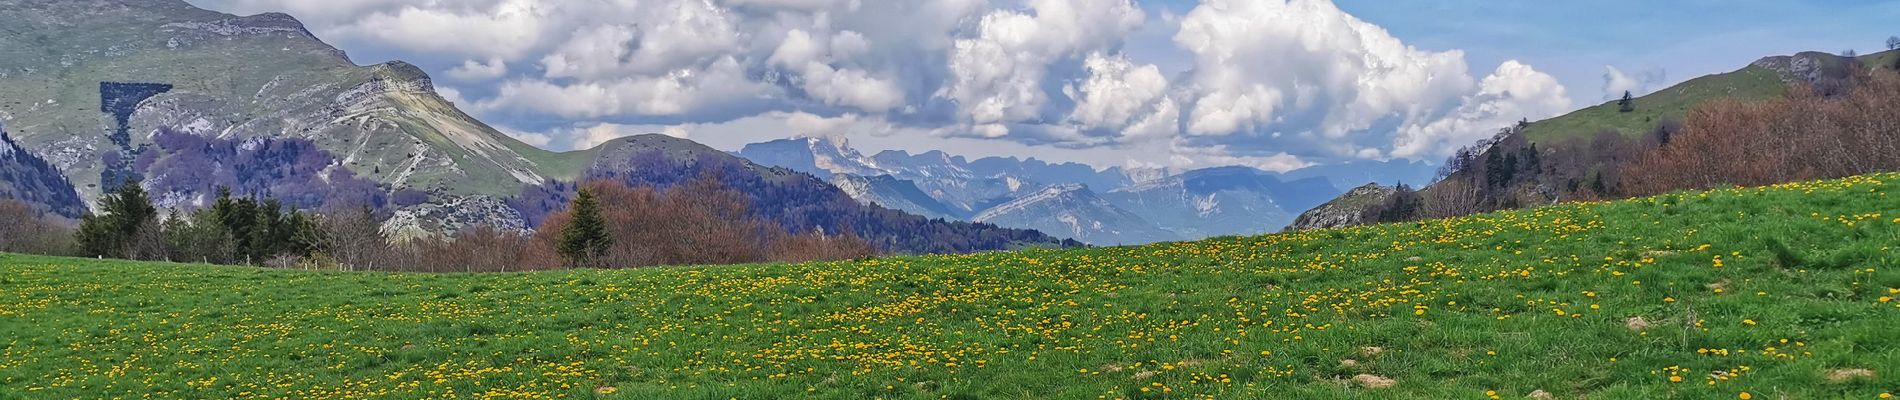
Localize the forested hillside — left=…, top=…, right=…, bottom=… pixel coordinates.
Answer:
left=0, top=122, right=84, bottom=218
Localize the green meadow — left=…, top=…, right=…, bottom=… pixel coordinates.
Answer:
left=3, top=174, right=1897, bottom=399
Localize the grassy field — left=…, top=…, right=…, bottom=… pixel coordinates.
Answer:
left=3, top=174, right=1899, bottom=399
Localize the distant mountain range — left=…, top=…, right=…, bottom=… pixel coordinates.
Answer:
left=738, top=137, right=1435, bottom=245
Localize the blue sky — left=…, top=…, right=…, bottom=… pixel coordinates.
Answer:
left=185, top=0, right=1899, bottom=172
left=1332, top=0, right=1899, bottom=101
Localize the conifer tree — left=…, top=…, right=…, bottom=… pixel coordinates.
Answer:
left=76, top=182, right=158, bottom=259
left=558, top=188, right=611, bottom=267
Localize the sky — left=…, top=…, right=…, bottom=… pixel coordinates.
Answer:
left=183, top=0, right=1900, bottom=172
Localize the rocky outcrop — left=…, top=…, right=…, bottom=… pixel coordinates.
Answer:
left=383, top=195, right=530, bottom=242
left=1749, top=51, right=1882, bottom=84
left=1284, top=184, right=1393, bottom=232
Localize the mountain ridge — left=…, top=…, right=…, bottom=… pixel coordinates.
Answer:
left=737, top=137, right=1378, bottom=245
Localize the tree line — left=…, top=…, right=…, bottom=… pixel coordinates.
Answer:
left=7, top=172, right=876, bottom=272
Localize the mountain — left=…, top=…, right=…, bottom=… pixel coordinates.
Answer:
left=0, top=121, right=85, bottom=218
left=514, top=134, right=1078, bottom=254
left=1278, top=159, right=1438, bottom=190
left=737, top=137, right=1407, bottom=244
left=826, top=174, right=961, bottom=221
left=1103, top=167, right=1338, bottom=239
left=0, top=0, right=590, bottom=220
left=740, top=138, right=1050, bottom=216
left=970, top=184, right=1180, bottom=246
left=734, top=136, right=890, bottom=179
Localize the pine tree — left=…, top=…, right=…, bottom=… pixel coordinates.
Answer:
left=1377, top=184, right=1420, bottom=223
left=1485, top=149, right=1509, bottom=189
left=558, top=188, right=612, bottom=267
left=249, top=199, right=283, bottom=261
left=1617, top=91, right=1636, bottom=113
left=1523, top=144, right=1541, bottom=174
left=76, top=182, right=158, bottom=259
left=166, top=209, right=238, bottom=265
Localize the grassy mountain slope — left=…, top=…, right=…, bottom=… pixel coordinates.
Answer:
left=1522, top=50, right=1896, bottom=144
left=5, top=172, right=1898, bottom=399
left=0, top=0, right=590, bottom=199
left=1522, top=66, right=1787, bottom=143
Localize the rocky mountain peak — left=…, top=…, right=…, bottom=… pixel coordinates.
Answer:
left=371, top=61, right=437, bottom=94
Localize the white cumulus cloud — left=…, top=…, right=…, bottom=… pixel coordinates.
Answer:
left=1602, top=65, right=1667, bottom=99
left=1392, top=60, right=1572, bottom=159
left=1173, top=0, right=1473, bottom=140
left=940, top=0, right=1145, bottom=127
left=481, top=55, right=773, bottom=118
left=445, top=57, right=509, bottom=81
left=1064, top=52, right=1177, bottom=139
left=184, top=0, right=1584, bottom=168
left=325, top=0, right=549, bottom=60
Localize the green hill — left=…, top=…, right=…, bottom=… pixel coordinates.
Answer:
left=1521, top=66, right=1787, bottom=144
left=1522, top=50, right=1897, bottom=144
left=4, top=173, right=1899, bottom=399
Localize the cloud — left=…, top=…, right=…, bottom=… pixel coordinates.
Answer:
left=1163, top=141, right=1310, bottom=173
left=771, top=29, right=907, bottom=112
left=1164, top=0, right=1577, bottom=160
left=539, top=0, right=743, bottom=80
left=186, top=0, right=421, bottom=23
left=445, top=57, right=509, bottom=81
left=324, top=0, right=548, bottom=60
left=1173, top=0, right=1474, bottom=141
left=1602, top=65, right=1667, bottom=99
left=186, top=0, right=1582, bottom=169
left=1064, top=52, right=1178, bottom=140
left=1391, top=60, right=1572, bottom=159
left=494, top=125, right=554, bottom=147
left=940, top=0, right=1146, bottom=127
left=479, top=56, right=774, bottom=118
left=784, top=112, right=863, bottom=137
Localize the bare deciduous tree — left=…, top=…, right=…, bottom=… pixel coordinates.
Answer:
left=317, top=207, right=387, bottom=271
left=1624, top=69, right=1900, bottom=196
left=0, top=200, right=75, bottom=255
